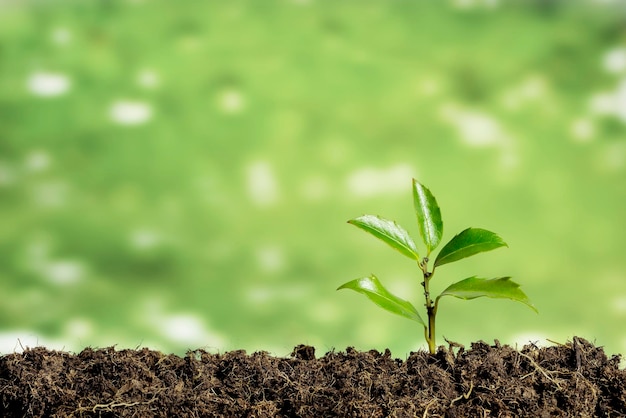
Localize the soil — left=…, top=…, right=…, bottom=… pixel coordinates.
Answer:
left=0, top=337, right=624, bottom=417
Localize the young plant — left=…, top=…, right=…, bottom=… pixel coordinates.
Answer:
left=338, top=179, right=536, bottom=354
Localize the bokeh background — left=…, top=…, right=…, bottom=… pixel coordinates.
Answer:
left=1, top=0, right=625, bottom=360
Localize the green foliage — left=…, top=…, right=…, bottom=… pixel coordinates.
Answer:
left=337, top=276, right=425, bottom=326
left=434, top=228, right=507, bottom=268
left=412, top=180, right=443, bottom=255
left=438, top=277, right=537, bottom=312
left=348, top=215, right=420, bottom=261
left=339, top=179, right=536, bottom=354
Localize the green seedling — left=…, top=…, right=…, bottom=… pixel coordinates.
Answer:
left=338, top=179, right=536, bottom=354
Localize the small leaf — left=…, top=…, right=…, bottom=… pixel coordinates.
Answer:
left=437, top=276, right=537, bottom=312
left=348, top=215, right=420, bottom=261
left=338, top=275, right=426, bottom=326
left=412, top=179, right=443, bottom=254
left=434, top=228, right=508, bottom=268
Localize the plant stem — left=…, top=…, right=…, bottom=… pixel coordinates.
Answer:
left=427, top=304, right=436, bottom=354
left=420, top=258, right=436, bottom=354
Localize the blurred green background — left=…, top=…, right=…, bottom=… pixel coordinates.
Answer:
left=1, top=0, right=625, bottom=360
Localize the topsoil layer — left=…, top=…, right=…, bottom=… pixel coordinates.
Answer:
left=1, top=337, right=625, bottom=417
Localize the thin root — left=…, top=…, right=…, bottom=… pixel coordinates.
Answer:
left=547, top=338, right=567, bottom=347
left=450, top=380, right=473, bottom=406
left=422, top=398, right=437, bottom=418
left=74, top=396, right=159, bottom=414
left=518, top=351, right=562, bottom=390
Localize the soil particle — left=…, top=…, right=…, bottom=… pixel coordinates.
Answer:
left=0, top=337, right=624, bottom=417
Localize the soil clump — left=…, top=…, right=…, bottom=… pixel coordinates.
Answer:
left=0, top=337, right=624, bottom=417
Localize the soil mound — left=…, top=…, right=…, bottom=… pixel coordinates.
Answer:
left=0, top=337, right=624, bottom=417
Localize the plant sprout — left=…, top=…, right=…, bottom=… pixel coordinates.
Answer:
left=338, top=179, right=536, bottom=354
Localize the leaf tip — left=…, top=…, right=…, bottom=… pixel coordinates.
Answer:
left=525, top=300, right=539, bottom=313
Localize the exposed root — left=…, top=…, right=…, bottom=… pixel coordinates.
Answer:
left=75, top=396, right=159, bottom=414
left=518, top=351, right=562, bottom=390
left=422, top=398, right=437, bottom=418
left=450, top=380, right=473, bottom=406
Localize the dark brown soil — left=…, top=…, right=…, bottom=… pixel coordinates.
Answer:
left=1, top=337, right=624, bottom=417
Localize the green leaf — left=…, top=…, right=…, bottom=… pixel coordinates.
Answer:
left=412, top=179, right=443, bottom=254
left=437, top=276, right=537, bottom=313
left=337, top=275, right=426, bottom=326
left=348, top=215, right=420, bottom=261
left=434, top=228, right=508, bottom=268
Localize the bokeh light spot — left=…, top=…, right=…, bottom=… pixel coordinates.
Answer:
left=441, top=104, right=509, bottom=147
left=256, top=246, right=285, bottom=274
left=246, top=160, right=280, bottom=207
left=346, top=164, right=416, bottom=198
left=51, top=27, right=72, bottom=45
left=27, top=71, right=71, bottom=97
left=218, top=89, right=246, bottom=114
left=64, top=318, right=94, bottom=339
left=0, top=330, right=67, bottom=353
left=570, top=118, right=595, bottom=143
left=603, top=48, right=626, bottom=74
left=25, top=150, right=52, bottom=173
left=612, top=296, right=626, bottom=314
left=130, top=229, right=162, bottom=250
left=590, top=79, right=626, bottom=123
left=42, top=260, right=86, bottom=285
left=31, top=180, right=69, bottom=208
left=246, top=287, right=274, bottom=305
left=109, top=100, right=153, bottom=125
left=136, top=69, right=160, bottom=89
left=159, top=314, right=225, bottom=348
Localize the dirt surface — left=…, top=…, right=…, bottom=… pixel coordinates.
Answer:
left=0, top=337, right=624, bottom=417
